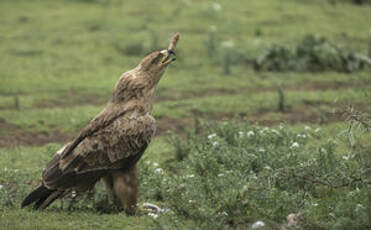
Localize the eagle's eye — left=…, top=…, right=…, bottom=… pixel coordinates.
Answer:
left=147, top=50, right=176, bottom=68
left=150, top=52, right=163, bottom=65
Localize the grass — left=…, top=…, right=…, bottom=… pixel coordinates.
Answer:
left=1, top=209, right=155, bottom=230
left=0, top=0, right=371, bottom=229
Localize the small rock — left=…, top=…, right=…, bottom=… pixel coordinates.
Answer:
left=148, top=213, right=158, bottom=219
left=287, top=213, right=298, bottom=227
left=141, top=202, right=166, bottom=214
left=251, top=220, right=265, bottom=229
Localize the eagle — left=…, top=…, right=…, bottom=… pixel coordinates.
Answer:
left=21, top=33, right=180, bottom=213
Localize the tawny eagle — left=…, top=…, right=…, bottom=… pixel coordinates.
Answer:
left=22, top=33, right=180, bottom=213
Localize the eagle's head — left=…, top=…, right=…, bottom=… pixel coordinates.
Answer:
left=113, top=33, right=180, bottom=104
left=137, top=32, right=180, bottom=85
left=139, top=49, right=176, bottom=75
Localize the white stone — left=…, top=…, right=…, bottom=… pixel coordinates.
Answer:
left=208, top=133, right=217, bottom=139
left=154, top=168, right=163, bottom=174
left=251, top=221, right=265, bottom=229
left=148, top=213, right=158, bottom=219
left=221, top=40, right=235, bottom=48
left=185, top=174, right=195, bottom=178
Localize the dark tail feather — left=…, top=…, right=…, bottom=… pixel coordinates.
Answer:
left=33, top=190, right=53, bottom=210
left=37, top=190, right=64, bottom=210
left=21, top=185, right=52, bottom=208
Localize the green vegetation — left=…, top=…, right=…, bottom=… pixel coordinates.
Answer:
left=139, top=122, right=371, bottom=229
left=253, top=34, right=370, bottom=72
left=0, top=0, right=370, bottom=229
left=1, top=121, right=371, bottom=229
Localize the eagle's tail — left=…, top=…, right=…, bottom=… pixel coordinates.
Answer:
left=21, top=184, right=63, bottom=210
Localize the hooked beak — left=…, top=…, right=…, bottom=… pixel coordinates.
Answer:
left=160, top=49, right=176, bottom=66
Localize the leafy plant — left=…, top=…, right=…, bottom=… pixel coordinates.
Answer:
left=254, top=34, right=369, bottom=73
left=2, top=119, right=371, bottom=229
left=137, top=120, right=371, bottom=229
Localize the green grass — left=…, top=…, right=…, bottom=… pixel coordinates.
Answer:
left=0, top=209, right=155, bottom=230
left=0, top=0, right=371, bottom=229
left=1, top=121, right=370, bottom=229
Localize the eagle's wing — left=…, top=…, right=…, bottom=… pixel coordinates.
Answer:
left=60, top=70, right=145, bottom=161
left=60, top=104, right=126, bottom=160
left=42, top=114, right=155, bottom=190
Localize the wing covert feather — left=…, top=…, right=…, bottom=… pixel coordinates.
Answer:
left=42, top=114, right=155, bottom=190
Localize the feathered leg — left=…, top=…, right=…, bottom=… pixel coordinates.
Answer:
left=102, top=174, right=116, bottom=203
left=38, top=190, right=64, bottom=210
left=112, top=166, right=138, bottom=215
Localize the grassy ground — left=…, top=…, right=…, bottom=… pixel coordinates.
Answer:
left=0, top=0, right=371, bottom=229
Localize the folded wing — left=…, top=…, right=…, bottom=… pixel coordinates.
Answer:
left=43, top=114, right=155, bottom=190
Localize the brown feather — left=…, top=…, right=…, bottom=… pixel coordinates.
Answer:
left=22, top=33, right=181, bottom=210
left=168, top=32, right=180, bottom=51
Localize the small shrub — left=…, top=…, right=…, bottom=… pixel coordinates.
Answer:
left=205, top=29, right=218, bottom=60
left=204, top=29, right=250, bottom=75
left=219, top=41, right=249, bottom=75
left=328, top=0, right=371, bottom=5
left=4, top=120, right=371, bottom=229
left=277, top=87, right=285, bottom=112
left=139, top=120, right=371, bottom=229
left=349, top=0, right=371, bottom=4
left=166, top=134, right=192, bottom=161
left=255, top=28, right=263, bottom=37
left=254, top=44, right=294, bottom=72
left=254, top=34, right=369, bottom=73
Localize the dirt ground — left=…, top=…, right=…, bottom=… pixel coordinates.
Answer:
left=0, top=106, right=347, bottom=148
left=0, top=117, right=70, bottom=148
left=1, top=80, right=366, bottom=148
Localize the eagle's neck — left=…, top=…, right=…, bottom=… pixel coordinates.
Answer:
left=112, top=69, right=157, bottom=115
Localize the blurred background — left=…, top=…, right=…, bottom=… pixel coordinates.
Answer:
left=0, top=0, right=370, bottom=146
left=0, top=0, right=371, bottom=229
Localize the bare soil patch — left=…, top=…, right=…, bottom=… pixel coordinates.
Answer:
left=156, top=117, right=193, bottom=136
left=156, top=80, right=369, bottom=102
left=5, top=80, right=366, bottom=111
left=248, top=108, right=344, bottom=126
left=34, top=92, right=107, bottom=109
left=0, top=117, right=71, bottom=148
left=156, top=105, right=348, bottom=137
left=0, top=110, right=346, bottom=148
left=0, top=100, right=365, bottom=148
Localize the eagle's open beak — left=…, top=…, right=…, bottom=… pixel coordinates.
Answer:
left=160, top=49, right=176, bottom=66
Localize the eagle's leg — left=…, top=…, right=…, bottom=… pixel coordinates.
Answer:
left=112, top=165, right=138, bottom=215
left=102, top=174, right=116, bottom=203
